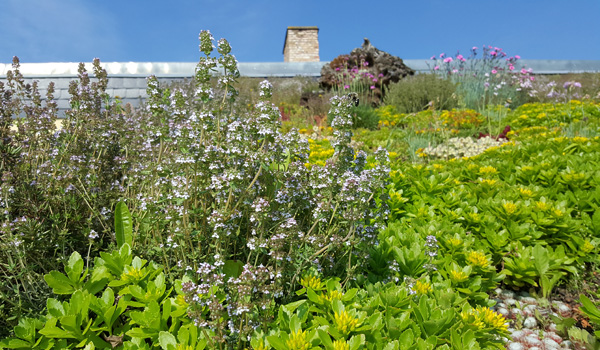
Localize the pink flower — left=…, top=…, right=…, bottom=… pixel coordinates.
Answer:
left=430, top=55, right=436, bottom=60
left=452, top=69, right=458, bottom=73
left=472, top=46, right=478, bottom=51
left=515, top=55, right=521, bottom=59
left=443, top=57, right=453, bottom=63
left=521, top=68, right=527, bottom=74
left=490, top=51, right=497, bottom=57
left=335, top=67, right=340, bottom=71
left=372, top=78, right=378, bottom=82
left=457, top=54, right=464, bottom=60
left=440, top=53, right=445, bottom=58
left=344, top=85, right=350, bottom=89
left=509, top=65, right=515, bottom=71
left=434, top=66, right=440, bottom=71
left=370, top=85, right=375, bottom=90
left=378, top=73, right=384, bottom=78
left=363, top=61, right=369, bottom=66
left=491, top=69, right=498, bottom=74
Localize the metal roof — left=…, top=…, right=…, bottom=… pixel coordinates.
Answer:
left=1, top=60, right=599, bottom=115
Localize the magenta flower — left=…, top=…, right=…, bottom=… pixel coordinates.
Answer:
left=372, top=78, right=378, bottom=82
left=491, top=69, right=498, bottom=74
left=344, top=85, right=350, bottom=89
left=370, top=85, right=375, bottom=90
left=509, top=65, right=515, bottom=71
left=335, top=67, right=340, bottom=71
left=363, top=61, right=369, bottom=66
left=378, top=73, right=384, bottom=78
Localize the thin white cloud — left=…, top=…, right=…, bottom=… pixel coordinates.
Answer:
left=0, top=0, right=122, bottom=62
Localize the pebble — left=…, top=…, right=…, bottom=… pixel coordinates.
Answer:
left=507, top=342, right=524, bottom=350
left=523, top=304, right=538, bottom=316
left=523, top=316, right=538, bottom=328
left=524, top=335, right=543, bottom=347
left=543, top=337, right=561, bottom=349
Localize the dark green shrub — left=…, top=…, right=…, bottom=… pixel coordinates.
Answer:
left=384, top=74, right=458, bottom=113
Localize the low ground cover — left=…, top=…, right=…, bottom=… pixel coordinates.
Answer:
left=1, top=32, right=600, bottom=349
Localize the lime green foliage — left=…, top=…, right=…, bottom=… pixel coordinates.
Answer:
left=386, top=134, right=600, bottom=295
left=254, top=278, right=508, bottom=350
left=0, top=244, right=204, bottom=349
left=579, top=295, right=600, bottom=338
left=384, top=74, right=459, bottom=114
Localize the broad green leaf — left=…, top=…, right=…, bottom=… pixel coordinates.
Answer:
left=0, top=338, right=34, bottom=348
left=44, top=271, right=76, bottom=295
left=289, top=315, right=301, bottom=333
left=266, top=335, right=287, bottom=350
left=158, top=331, right=177, bottom=350
left=46, top=299, right=66, bottom=318
left=317, top=329, right=333, bottom=350
left=115, top=201, right=133, bottom=249
left=66, top=251, right=84, bottom=284
left=348, top=334, right=365, bottom=350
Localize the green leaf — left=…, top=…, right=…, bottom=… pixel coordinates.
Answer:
left=533, top=244, right=550, bottom=276
left=115, top=201, right=133, bottom=249
left=289, top=315, right=301, bottom=333
left=223, top=260, right=243, bottom=279
left=266, top=335, right=287, bottom=350
left=46, top=299, right=66, bottom=318
left=66, top=252, right=85, bottom=285
left=317, top=329, right=333, bottom=350
left=44, top=271, right=76, bottom=295
left=158, top=331, right=177, bottom=350
left=398, top=329, right=414, bottom=349
left=348, top=334, right=365, bottom=350
left=0, top=338, right=34, bottom=348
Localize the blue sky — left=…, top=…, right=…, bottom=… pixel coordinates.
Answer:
left=1, top=0, right=599, bottom=63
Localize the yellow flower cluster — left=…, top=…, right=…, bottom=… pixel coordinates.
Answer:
left=412, top=280, right=433, bottom=295
left=479, top=165, right=498, bottom=176
left=466, top=251, right=490, bottom=269
left=376, top=105, right=404, bottom=128
left=300, top=275, right=322, bottom=290
left=333, top=310, right=360, bottom=335
left=307, top=138, right=334, bottom=168
left=502, top=201, right=518, bottom=215
left=461, top=306, right=508, bottom=333
left=450, top=269, right=469, bottom=283
left=332, top=340, right=350, bottom=350
left=286, top=330, right=310, bottom=350
left=121, top=266, right=144, bottom=283
left=322, top=290, right=344, bottom=302
left=439, top=109, right=484, bottom=129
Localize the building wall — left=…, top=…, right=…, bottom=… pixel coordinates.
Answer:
left=283, top=27, right=319, bottom=62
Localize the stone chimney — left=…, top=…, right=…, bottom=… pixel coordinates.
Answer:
left=283, top=26, right=320, bottom=62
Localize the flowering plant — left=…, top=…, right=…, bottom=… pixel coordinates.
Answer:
left=430, top=46, right=534, bottom=111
